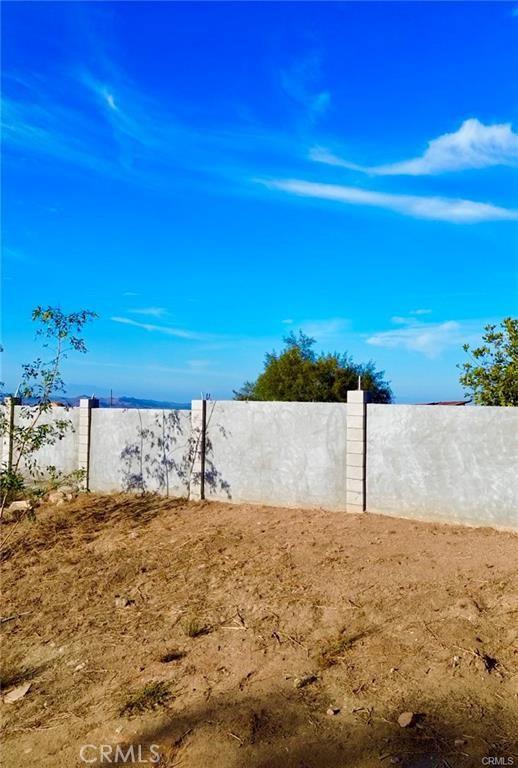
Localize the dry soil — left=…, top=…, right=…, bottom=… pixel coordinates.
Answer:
left=1, top=494, right=517, bottom=767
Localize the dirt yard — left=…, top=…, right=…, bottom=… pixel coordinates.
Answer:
left=1, top=494, right=517, bottom=768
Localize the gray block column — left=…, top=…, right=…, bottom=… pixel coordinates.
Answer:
left=346, top=390, right=368, bottom=512
left=77, top=398, right=99, bottom=489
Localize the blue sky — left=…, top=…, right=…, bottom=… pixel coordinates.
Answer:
left=2, top=1, right=517, bottom=403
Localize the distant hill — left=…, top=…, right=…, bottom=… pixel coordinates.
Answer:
left=73, top=395, right=191, bottom=410
left=1, top=393, right=191, bottom=410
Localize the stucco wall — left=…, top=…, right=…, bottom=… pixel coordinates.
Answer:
left=367, top=405, right=518, bottom=528
left=0, top=405, right=5, bottom=465
left=13, top=405, right=80, bottom=477
left=89, top=408, right=192, bottom=496
left=201, top=400, right=349, bottom=509
left=3, top=399, right=517, bottom=528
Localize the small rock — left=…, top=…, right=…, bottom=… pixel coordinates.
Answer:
left=454, top=738, right=467, bottom=747
left=7, top=500, right=32, bottom=513
left=48, top=490, right=65, bottom=505
left=74, top=663, right=85, bottom=672
left=294, top=674, right=317, bottom=689
left=57, top=484, right=76, bottom=495
left=390, top=758, right=401, bottom=765
left=3, top=682, right=31, bottom=703
left=128, top=531, right=138, bottom=539
left=326, top=706, right=340, bottom=716
left=114, top=596, right=135, bottom=608
left=398, top=711, right=416, bottom=728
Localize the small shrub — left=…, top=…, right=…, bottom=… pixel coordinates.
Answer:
left=181, top=616, right=211, bottom=638
left=120, top=681, right=172, bottom=716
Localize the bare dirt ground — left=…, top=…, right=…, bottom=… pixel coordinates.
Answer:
left=1, top=494, right=517, bottom=768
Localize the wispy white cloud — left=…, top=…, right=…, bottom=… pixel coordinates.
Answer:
left=261, top=178, right=518, bottom=223
left=1, top=68, right=294, bottom=188
left=4, top=63, right=515, bottom=230
left=3, top=246, right=30, bottom=263
left=299, top=317, right=350, bottom=340
left=128, top=307, right=168, bottom=318
left=186, top=359, right=211, bottom=370
left=391, top=311, right=432, bottom=324
left=367, top=316, right=480, bottom=358
left=104, top=92, right=118, bottom=112
left=281, top=53, right=330, bottom=121
left=1, top=97, right=113, bottom=175
left=311, top=119, right=518, bottom=176
left=111, top=316, right=203, bottom=340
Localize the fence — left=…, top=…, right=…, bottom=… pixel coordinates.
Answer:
left=2, top=394, right=517, bottom=529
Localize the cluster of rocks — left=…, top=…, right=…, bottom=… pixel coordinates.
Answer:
left=5, top=499, right=33, bottom=515
left=6, top=484, right=80, bottom=517
left=46, top=484, right=78, bottom=505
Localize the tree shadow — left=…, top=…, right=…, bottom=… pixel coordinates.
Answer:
left=120, top=408, right=231, bottom=500
left=94, top=688, right=517, bottom=767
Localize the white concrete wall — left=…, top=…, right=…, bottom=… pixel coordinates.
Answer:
left=201, top=400, right=349, bottom=509
left=89, top=408, right=192, bottom=496
left=0, top=404, right=5, bottom=466
left=367, top=405, right=518, bottom=528
left=12, top=405, right=80, bottom=477
left=3, top=399, right=517, bottom=529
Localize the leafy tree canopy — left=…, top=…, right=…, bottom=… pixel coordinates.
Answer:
left=458, top=317, right=518, bottom=406
left=234, top=331, right=392, bottom=404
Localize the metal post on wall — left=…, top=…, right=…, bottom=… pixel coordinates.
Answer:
left=199, top=398, right=207, bottom=500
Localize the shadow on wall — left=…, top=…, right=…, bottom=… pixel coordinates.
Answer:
left=120, top=408, right=231, bottom=499
left=204, top=401, right=232, bottom=499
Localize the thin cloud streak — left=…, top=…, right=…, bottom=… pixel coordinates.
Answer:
left=261, top=178, right=518, bottom=223
left=128, top=307, right=168, bottom=318
left=299, top=317, right=350, bottom=340
left=111, top=316, right=204, bottom=340
left=367, top=317, right=481, bottom=358
left=311, top=119, right=518, bottom=176
left=2, top=68, right=299, bottom=190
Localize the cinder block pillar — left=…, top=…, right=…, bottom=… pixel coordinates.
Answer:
left=1, top=396, right=21, bottom=472
left=346, top=390, right=368, bottom=513
left=78, top=398, right=99, bottom=490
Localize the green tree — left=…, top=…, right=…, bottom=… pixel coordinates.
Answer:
left=0, top=306, right=97, bottom=519
left=234, top=331, right=392, bottom=404
left=458, top=317, right=518, bottom=406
